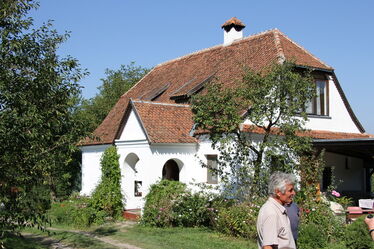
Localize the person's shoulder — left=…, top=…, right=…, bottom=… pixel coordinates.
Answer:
left=292, top=202, right=299, bottom=208
left=260, top=200, right=278, bottom=215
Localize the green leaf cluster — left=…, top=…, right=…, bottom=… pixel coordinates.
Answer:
left=0, top=0, right=90, bottom=239
left=192, top=62, right=317, bottom=199
left=344, top=216, right=374, bottom=249
left=90, top=146, right=124, bottom=219
left=141, top=180, right=187, bottom=227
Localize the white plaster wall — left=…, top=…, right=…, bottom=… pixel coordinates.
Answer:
left=119, top=110, right=147, bottom=141
left=323, top=152, right=364, bottom=192
left=116, top=140, right=200, bottom=210
left=80, top=144, right=110, bottom=195
left=304, top=78, right=361, bottom=133
left=116, top=141, right=150, bottom=210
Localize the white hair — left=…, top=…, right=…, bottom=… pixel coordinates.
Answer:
left=268, top=171, right=296, bottom=196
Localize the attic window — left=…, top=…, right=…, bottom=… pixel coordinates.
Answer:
left=170, top=73, right=216, bottom=102
left=305, top=79, right=329, bottom=116
left=143, top=83, right=170, bottom=101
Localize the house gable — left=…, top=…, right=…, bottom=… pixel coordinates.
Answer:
left=118, top=106, right=148, bottom=142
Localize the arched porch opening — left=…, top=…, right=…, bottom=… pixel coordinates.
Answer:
left=162, top=159, right=180, bottom=181
left=124, top=153, right=139, bottom=173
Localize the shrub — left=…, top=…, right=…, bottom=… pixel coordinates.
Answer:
left=48, top=195, right=108, bottom=227
left=323, top=241, right=348, bottom=249
left=299, top=198, right=345, bottom=242
left=214, top=202, right=259, bottom=239
left=344, top=216, right=374, bottom=249
left=141, top=180, right=186, bottom=227
left=90, top=146, right=124, bottom=219
left=172, top=192, right=211, bottom=227
left=298, top=223, right=328, bottom=249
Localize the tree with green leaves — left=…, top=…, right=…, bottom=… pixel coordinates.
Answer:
left=79, top=63, right=149, bottom=131
left=90, top=146, right=123, bottom=219
left=192, top=62, right=316, bottom=200
left=0, top=0, right=88, bottom=238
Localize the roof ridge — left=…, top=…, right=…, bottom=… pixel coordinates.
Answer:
left=131, top=99, right=190, bottom=108
left=272, top=29, right=286, bottom=63
left=276, top=30, right=332, bottom=69
left=154, top=29, right=279, bottom=69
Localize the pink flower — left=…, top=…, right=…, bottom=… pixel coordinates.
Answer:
left=332, top=190, right=340, bottom=197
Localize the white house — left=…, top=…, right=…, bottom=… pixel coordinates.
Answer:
left=80, top=17, right=374, bottom=210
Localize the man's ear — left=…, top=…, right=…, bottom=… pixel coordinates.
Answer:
left=275, top=189, right=281, bottom=198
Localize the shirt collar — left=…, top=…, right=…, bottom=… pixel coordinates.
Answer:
left=268, top=197, right=287, bottom=214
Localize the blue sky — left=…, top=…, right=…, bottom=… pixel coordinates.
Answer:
left=30, top=0, right=374, bottom=133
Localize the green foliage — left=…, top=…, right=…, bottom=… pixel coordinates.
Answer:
left=141, top=180, right=187, bottom=227
left=298, top=200, right=345, bottom=244
left=1, top=233, right=46, bottom=249
left=213, top=202, right=260, bottom=239
left=48, top=194, right=107, bottom=228
left=323, top=242, right=348, bottom=249
left=298, top=222, right=328, bottom=249
left=344, top=216, right=374, bottom=249
left=142, top=180, right=218, bottom=228
left=171, top=192, right=211, bottom=227
left=91, top=146, right=123, bottom=219
left=142, top=180, right=267, bottom=240
left=78, top=62, right=149, bottom=131
left=0, top=0, right=89, bottom=239
left=192, top=61, right=315, bottom=200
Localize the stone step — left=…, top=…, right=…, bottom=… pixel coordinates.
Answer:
left=123, top=209, right=141, bottom=221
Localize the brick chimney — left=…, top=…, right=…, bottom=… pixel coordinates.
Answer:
left=221, top=17, right=245, bottom=45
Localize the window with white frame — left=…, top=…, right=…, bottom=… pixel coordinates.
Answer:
left=206, top=155, right=218, bottom=184
left=305, top=79, right=328, bottom=116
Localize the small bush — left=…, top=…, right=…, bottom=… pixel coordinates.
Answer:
left=172, top=192, right=211, bottom=227
left=299, top=200, right=345, bottom=242
left=214, top=202, right=259, bottom=239
left=141, top=180, right=186, bottom=227
left=298, top=223, right=328, bottom=249
left=48, top=195, right=108, bottom=227
left=344, top=216, right=374, bottom=249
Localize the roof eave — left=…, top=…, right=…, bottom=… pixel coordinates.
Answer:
left=313, top=138, right=374, bottom=143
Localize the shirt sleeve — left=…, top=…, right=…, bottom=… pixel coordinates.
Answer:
left=261, top=214, right=279, bottom=246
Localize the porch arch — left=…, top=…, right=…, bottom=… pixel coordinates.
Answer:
left=124, top=153, right=140, bottom=173
left=162, top=159, right=183, bottom=181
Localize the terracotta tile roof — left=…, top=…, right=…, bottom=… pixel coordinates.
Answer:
left=302, top=130, right=374, bottom=140
left=81, top=29, right=357, bottom=146
left=239, top=124, right=373, bottom=140
left=131, top=100, right=197, bottom=144
left=221, top=17, right=246, bottom=29
left=276, top=31, right=332, bottom=70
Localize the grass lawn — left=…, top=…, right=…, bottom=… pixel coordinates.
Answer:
left=17, top=222, right=257, bottom=249
left=1, top=233, right=48, bottom=249
left=96, top=224, right=257, bottom=249
left=20, top=226, right=117, bottom=249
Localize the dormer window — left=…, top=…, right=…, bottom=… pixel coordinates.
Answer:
left=305, top=79, right=328, bottom=116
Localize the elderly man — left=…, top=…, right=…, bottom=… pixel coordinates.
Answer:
left=257, top=172, right=297, bottom=249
